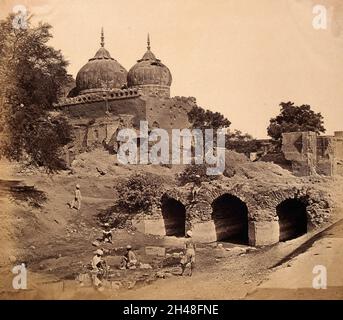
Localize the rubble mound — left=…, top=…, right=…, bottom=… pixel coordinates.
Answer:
left=70, top=149, right=184, bottom=179
left=225, top=150, right=294, bottom=183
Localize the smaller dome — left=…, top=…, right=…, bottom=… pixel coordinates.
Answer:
left=76, top=29, right=127, bottom=93
left=128, top=35, right=172, bottom=88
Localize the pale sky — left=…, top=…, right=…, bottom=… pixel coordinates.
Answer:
left=1, top=0, right=342, bottom=138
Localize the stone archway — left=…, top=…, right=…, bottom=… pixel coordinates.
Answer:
left=161, top=196, right=186, bottom=237
left=276, top=198, right=308, bottom=241
left=211, top=194, right=249, bottom=244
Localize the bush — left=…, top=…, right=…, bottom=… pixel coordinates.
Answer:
left=115, top=173, right=164, bottom=213
left=25, top=114, right=72, bottom=171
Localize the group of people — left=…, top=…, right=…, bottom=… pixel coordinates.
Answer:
left=91, top=233, right=195, bottom=279
left=91, top=245, right=138, bottom=271
left=69, top=183, right=196, bottom=289
left=90, top=245, right=138, bottom=289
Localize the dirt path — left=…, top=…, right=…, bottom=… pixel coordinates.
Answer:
left=246, top=219, right=343, bottom=299
left=115, top=221, right=343, bottom=300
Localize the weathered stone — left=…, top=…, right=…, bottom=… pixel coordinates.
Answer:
left=282, top=131, right=343, bottom=177
left=132, top=219, right=166, bottom=236
left=249, top=220, right=279, bottom=246
left=145, top=246, right=166, bottom=257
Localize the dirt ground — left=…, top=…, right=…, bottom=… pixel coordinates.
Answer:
left=0, top=154, right=343, bottom=300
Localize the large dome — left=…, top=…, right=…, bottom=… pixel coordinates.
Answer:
left=127, top=36, right=172, bottom=88
left=76, top=30, right=127, bottom=93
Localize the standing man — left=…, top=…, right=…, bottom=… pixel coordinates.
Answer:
left=181, top=230, right=196, bottom=276
left=70, top=184, right=82, bottom=210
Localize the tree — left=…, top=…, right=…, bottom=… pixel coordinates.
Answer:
left=226, top=129, right=261, bottom=155
left=0, top=14, right=72, bottom=171
left=185, top=106, right=231, bottom=178
left=267, top=102, right=325, bottom=146
left=187, top=106, right=231, bottom=131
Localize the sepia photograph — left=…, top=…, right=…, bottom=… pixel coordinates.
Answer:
left=0, top=0, right=342, bottom=308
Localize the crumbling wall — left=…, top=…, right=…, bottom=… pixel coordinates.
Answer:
left=316, top=136, right=334, bottom=175
left=145, top=96, right=196, bottom=130
left=60, top=96, right=146, bottom=126
left=282, top=131, right=317, bottom=176
left=333, top=131, right=343, bottom=175
left=147, top=178, right=332, bottom=245
left=59, top=95, right=148, bottom=165
left=282, top=131, right=343, bottom=177
left=136, top=85, right=170, bottom=98
left=61, top=115, right=135, bottom=166
left=165, top=181, right=331, bottom=226
left=58, top=94, right=197, bottom=166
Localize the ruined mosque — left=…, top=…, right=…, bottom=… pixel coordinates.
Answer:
left=55, top=30, right=195, bottom=163
left=55, top=30, right=343, bottom=247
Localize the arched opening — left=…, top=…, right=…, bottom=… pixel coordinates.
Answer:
left=211, top=194, right=249, bottom=244
left=276, top=198, right=308, bottom=241
left=161, top=196, right=186, bottom=237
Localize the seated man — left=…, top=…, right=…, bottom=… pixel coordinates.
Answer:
left=102, top=223, right=113, bottom=243
left=91, top=249, right=106, bottom=273
left=91, top=249, right=107, bottom=288
left=120, top=245, right=138, bottom=270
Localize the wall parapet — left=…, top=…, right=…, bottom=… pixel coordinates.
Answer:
left=54, top=88, right=141, bottom=108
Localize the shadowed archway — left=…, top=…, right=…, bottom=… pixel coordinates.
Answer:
left=161, top=196, right=186, bottom=237
left=276, top=198, right=308, bottom=241
left=211, top=194, right=249, bottom=244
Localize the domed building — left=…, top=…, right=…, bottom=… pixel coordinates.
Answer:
left=56, top=31, right=196, bottom=166
left=70, top=29, right=127, bottom=96
left=127, top=35, right=172, bottom=98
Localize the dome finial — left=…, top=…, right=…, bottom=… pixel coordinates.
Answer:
left=147, top=33, right=151, bottom=51
left=101, top=27, right=105, bottom=47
